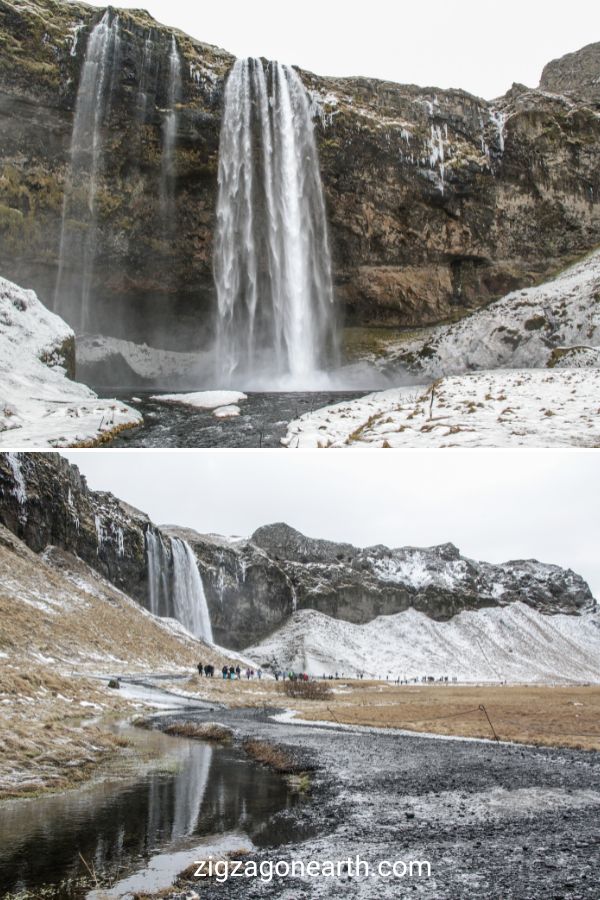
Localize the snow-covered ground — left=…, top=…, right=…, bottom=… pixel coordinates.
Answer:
left=0, top=277, right=141, bottom=447
left=248, top=602, right=600, bottom=684
left=284, top=252, right=600, bottom=448
left=283, top=369, right=600, bottom=447
left=394, top=249, right=600, bottom=377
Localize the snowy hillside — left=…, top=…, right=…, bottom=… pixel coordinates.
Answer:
left=284, top=252, right=600, bottom=448
left=0, top=276, right=140, bottom=446
left=394, top=249, right=600, bottom=377
left=248, top=603, right=600, bottom=684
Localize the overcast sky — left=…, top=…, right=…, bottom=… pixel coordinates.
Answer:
left=75, top=0, right=599, bottom=99
left=62, top=450, right=599, bottom=597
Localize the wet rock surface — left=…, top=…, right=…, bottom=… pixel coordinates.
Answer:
left=161, top=707, right=600, bottom=899
left=0, top=2, right=598, bottom=341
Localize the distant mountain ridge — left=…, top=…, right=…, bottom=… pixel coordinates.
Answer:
left=0, top=454, right=595, bottom=650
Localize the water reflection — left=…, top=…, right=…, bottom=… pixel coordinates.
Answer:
left=0, top=729, right=299, bottom=898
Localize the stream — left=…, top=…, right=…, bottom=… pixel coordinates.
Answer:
left=0, top=721, right=304, bottom=899
left=104, top=391, right=370, bottom=447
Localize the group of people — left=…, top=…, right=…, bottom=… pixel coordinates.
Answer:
left=198, top=662, right=263, bottom=680
left=197, top=663, right=215, bottom=677
left=273, top=670, right=310, bottom=681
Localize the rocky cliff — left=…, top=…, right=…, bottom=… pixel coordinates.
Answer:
left=0, top=0, right=598, bottom=358
left=0, top=454, right=594, bottom=649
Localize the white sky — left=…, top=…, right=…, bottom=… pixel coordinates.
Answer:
left=62, top=450, right=600, bottom=598
left=75, top=0, right=599, bottom=99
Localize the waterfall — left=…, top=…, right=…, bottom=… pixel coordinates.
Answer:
left=160, top=36, right=182, bottom=230
left=145, top=530, right=213, bottom=642
left=171, top=537, right=214, bottom=643
left=54, top=11, right=121, bottom=333
left=145, top=529, right=171, bottom=618
left=136, top=31, right=156, bottom=126
left=213, top=57, right=338, bottom=386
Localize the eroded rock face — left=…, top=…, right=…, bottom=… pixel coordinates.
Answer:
left=0, top=1, right=598, bottom=350
left=0, top=454, right=593, bottom=650
left=540, top=41, right=600, bottom=104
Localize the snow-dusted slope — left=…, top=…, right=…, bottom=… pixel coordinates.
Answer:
left=283, top=369, right=600, bottom=448
left=283, top=252, right=600, bottom=448
left=394, top=249, right=600, bottom=377
left=248, top=603, right=600, bottom=684
left=0, top=277, right=141, bottom=446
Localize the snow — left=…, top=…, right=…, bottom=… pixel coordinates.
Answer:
left=394, top=249, right=600, bottom=378
left=212, top=404, right=241, bottom=418
left=76, top=333, right=206, bottom=383
left=283, top=251, right=600, bottom=448
left=248, top=603, right=600, bottom=684
left=284, top=369, right=600, bottom=448
left=150, top=390, right=248, bottom=409
left=0, top=276, right=141, bottom=447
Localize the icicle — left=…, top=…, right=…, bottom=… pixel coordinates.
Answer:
left=6, top=453, right=27, bottom=524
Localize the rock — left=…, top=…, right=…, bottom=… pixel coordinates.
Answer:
left=539, top=41, right=600, bottom=104
left=0, top=455, right=595, bottom=651
left=0, top=0, right=598, bottom=342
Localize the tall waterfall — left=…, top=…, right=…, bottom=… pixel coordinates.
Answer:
left=171, top=538, right=213, bottom=643
left=54, top=11, right=121, bottom=333
left=160, top=36, right=182, bottom=229
left=213, top=57, right=338, bottom=386
left=145, top=530, right=213, bottom=643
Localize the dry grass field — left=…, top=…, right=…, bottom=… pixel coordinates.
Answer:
left=182, top=675, right=600, bottom=751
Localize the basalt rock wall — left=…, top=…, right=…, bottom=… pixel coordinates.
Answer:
left=0, top=455, right=595, bottom=650
left=0, top=0, right=599, bottom=352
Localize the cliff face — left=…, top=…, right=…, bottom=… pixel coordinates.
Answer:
left=0, top=455, right=594, bottom=650
left=0, top=0, right=598, bottom=351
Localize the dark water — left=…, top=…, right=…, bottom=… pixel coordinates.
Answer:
left=105, top=391, right=369, bottom=447
left=0, top=728, right=302, bottom=899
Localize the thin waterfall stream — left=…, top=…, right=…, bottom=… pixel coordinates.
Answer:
left=54, top=11, right=121, bottom=333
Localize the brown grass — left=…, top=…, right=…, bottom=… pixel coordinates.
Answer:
left=169, top=675, right=600, bottom=751
left=0, top=664, right=131, bottom=799
left=0, top=524, right=242, bottom=799
left=296, top=682, right=600, bottom=751
left=281, top=679, right=332, bottom=700
left=242, top=738, right=301, bottom=773
left=163, top=721, right=232, bottom=742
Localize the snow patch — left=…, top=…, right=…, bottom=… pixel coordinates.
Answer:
left=151, top=390, right=247, bottom=410
left=0, top=276, right=140, bottom=447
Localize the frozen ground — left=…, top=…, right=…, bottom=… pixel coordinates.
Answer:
left=393, top=249, right=600, bottom=377
left=154, top=705, right=600, bottom=899
left=0, top=277, right=140, bottom=447
left=283, top=252, right=600, bottom=448
left=248, top=602, right=600, bottom=683
left=283, top=369, right=600, bottom=447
